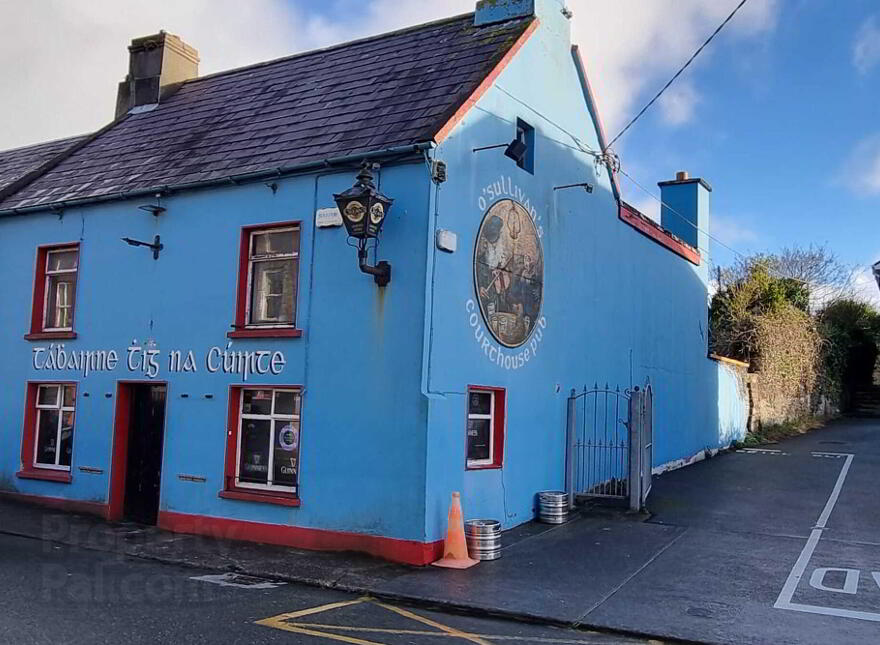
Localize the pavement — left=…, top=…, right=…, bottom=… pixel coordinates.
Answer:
left=1, top=417, right=878, bottom=644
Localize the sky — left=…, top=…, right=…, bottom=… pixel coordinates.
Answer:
left=1, top=0, right=878, bottom=301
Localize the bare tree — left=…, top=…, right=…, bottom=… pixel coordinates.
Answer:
left=717, top=245, right=857, bottom=312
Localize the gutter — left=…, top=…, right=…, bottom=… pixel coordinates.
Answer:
left=0, top=142, right=433, bottom=218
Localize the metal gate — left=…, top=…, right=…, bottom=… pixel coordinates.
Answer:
left=564, top=381, right=654, bottom=512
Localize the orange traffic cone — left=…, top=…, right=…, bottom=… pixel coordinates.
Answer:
left=432, top=492, right=478, bottom=569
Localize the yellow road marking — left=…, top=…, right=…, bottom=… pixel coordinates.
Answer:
left=288, top=622, right=626, bottom=643
left=373, top=600, right=493, bottom=645
left=256, top=597, right=630, bottom=644
left=256, top=597, right=368, bottom=623
left=258, top=621, right=386, bottom=645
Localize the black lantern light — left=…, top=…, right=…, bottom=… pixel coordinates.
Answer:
left=333, top=162, right=394, bottom=287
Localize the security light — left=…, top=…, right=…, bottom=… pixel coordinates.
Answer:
left=503, top=136, right=528, bottom=164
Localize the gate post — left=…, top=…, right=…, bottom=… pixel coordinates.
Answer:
left=565, top=389, right=576, bottom=510
left=628, top=388, right=642, bottom=512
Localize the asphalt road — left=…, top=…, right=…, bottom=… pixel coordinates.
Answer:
left=0, top=532, right=654, bottom=645
left=583, top=418, right=880, bottom=644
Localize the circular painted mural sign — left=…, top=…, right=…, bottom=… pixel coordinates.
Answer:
left=474, top=199, right=544, bottom=348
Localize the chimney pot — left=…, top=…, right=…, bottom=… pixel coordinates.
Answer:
left=676, top=170, right=689, bottom=181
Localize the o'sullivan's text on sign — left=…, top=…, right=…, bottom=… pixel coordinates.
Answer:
left=32, top=342, right=286, bottom=381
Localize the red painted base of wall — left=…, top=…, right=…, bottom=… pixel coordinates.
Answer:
left=158, top=510, right=444, bottom=566
left=0, top=490, right=109, bottom=519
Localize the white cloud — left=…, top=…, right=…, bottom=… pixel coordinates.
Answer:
left=853, top=15, right=880, bottom=75
left=851, top=265, right=880, bottom=307
left=0, top=0, right=780, bottom=151
left=838, top=133, right=880, bottom=196
left=710, top=213, right=759, bottom=246
left=630, top=197, right=660, bottom=223
left=0, top=0, right=336, bottom=150
left=658, top=81, right=700, bottom=126
left=570, top=0, right=778, bottom=136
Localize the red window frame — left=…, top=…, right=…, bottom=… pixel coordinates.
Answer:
left=465, top=385, right=506, bottom=470
left=228, top=221, right=303, bottom=339
left=25, top=242, right=80, bottom=340
left=17, top=381, right=77, bottom=483
left=220, top=385, right=302, bottom=507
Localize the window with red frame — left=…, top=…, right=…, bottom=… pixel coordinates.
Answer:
left=223, top=387, right=302, bottom=503
left=229, top=224, right=301, bottom=338
left=466, top=386, right=505, bottom=469
left=26, top=384, right=77, bottom=472
left=27, top=244, right=79, bottom=339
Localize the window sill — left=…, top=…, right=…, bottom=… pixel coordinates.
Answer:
left=466, top=463, right=503, bottom=471
left=16, top=469, right=73, bottom=483
left=218, top=489, right=300, bottom=507
left=227, top=328, right=303, bottom=339
left=24, top=331, right=77, bottom=341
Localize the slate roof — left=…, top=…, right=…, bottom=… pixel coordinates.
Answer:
left=0, top=135, right=86, bottom=193
left=0, top=13, right=532, bottom=212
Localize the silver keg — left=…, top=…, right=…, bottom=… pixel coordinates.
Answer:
left=537, top=490, right=569, bottom=524
left=464, top=519, right=501, bottom=561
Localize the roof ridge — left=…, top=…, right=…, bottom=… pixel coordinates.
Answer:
left=183, top=12, right=476, bottom=86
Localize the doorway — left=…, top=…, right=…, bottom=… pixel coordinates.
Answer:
left=111, top=383, right=167, bottom=525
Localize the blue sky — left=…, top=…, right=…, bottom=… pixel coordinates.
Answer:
left=600, top=1, right=879, bottom=289
left=1, top=0, right=878, bottom=294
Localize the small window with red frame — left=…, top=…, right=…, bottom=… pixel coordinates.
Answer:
left=27, top=245, right=79, bottom=339
left=229, top=224, right=301, bottom=338
left=224, top=387, right=302, bottom=503
left=466, top=387, right=505, bottom=469
left=32, top=384, right=76, bottom=471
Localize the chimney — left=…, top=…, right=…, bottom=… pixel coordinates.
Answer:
left=475, top=0, right=572, bottom=40
left=115, top=31, right=199, bottom=118
left=658, top=171, right=711, bottom=252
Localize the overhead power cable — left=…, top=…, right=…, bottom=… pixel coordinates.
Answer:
left=606, top=0, right=752, bottom=149
left=617, top=167, right=800, bottom=286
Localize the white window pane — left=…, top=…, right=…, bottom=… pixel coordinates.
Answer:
left=252, top=230, right=296, bottom=256
left=242, top=389, right=273, bottom=415
left=62, top=385, right=76, bottom=408
left=47, top=249, right=78, bottom=272
left=35, top=410, right=60, bottom=465
left=467, top=419, right=491, bottom=462
left=59, top=411, right=75, bottom=467
left=46, top=274, right=76, bottom=329
left=239, top=419, right=271, bottom=484
left=272, top=420, right=299, bottom=487
left=38, top=385, right=60, bottom=407
left=249, top=259, right=295, bottom=324
left=468, top=391, right=492, bottom=415
left=274, top=390, right=299, bottom=416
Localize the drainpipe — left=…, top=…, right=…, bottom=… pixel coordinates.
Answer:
left=419, top=146, right=450, bottom=400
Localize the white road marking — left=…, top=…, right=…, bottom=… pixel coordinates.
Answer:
left=190, top=572, right=286, bottom=589
left=809, top=568, right=860, bottom=594
left=815, top=453, right=853, bottom=530
left=773, top=453, right=880, bottom=622
left=742, top=448, right=789, bottom=456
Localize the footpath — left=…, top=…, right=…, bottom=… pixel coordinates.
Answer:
left=2, top=417, right=878, bottom=645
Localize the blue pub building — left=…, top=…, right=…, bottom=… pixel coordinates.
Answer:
left=0, top=0, right=745, bottom=564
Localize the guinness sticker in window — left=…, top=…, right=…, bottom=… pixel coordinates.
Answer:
left=474, top=199, right=544, bottom=348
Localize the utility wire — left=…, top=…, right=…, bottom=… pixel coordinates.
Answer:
left=494, top=85, right=600, bottom=157
left=606, top=0, right=752, bottom=149
left=618, top=167, right=802, bottom=287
